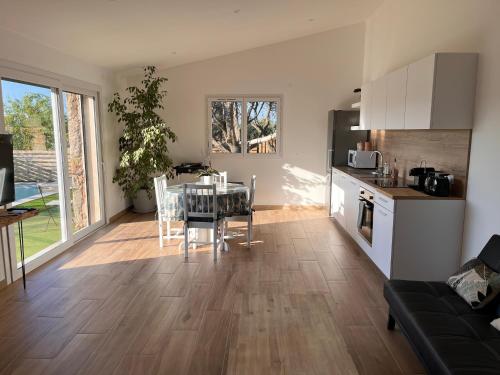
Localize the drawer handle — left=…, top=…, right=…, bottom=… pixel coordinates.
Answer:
left=378, top=197, right=389, bottom=203
left=378, top=209, right=388, bottom=216
left=350, top=181, right=356, bottom=185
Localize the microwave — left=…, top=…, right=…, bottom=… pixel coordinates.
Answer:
left=348, top=150, right=376, bottom=169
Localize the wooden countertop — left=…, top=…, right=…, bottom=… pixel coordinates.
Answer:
left=332, top=166, right=465, bottom=201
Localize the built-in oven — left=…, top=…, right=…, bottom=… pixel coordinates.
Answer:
left=357, top=187, right=374, bottom=244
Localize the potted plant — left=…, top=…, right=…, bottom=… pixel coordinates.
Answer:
left=198, top=167, right=219, bottom=184
left=108, top=66, right=177, bottom=213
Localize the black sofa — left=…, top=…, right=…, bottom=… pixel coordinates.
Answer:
left=384, top=235, right=500, bottom=375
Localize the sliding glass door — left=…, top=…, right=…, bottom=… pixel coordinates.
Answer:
left=62, top=91, right=102, bottom=237
left=1, top=80, right=64, bottom=261
left=0, top=74, right=104, bottom=276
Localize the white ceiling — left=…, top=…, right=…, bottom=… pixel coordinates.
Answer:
left=0, top=0, right=382, bottom=71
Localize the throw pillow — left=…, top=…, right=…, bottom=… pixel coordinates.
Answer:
left=491, top=317, right=500, bottom=331
left=447, top=258, right=500, bottom=309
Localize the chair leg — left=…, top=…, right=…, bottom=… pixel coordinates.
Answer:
left=247, top=215, right=253, bottom=248
left=184, top=223, right=189, bottom=258
left=247, top=216, right=252, bottom=248
left=213, top=223, right=218, bottom=262
left=159, top=219, right=163, bottom=248
left=221, top=221, right=226, bottom=252
left=387, top=312, right=396, bottom=330
left=166, top=220, right=171, bottom=240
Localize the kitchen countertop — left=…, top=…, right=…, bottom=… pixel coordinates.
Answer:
left=332, top=166, right=465, bottom=200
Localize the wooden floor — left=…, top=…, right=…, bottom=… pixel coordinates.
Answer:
left=0, top=208, right=424, bottom=375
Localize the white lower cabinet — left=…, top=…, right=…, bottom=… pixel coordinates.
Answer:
left=330, top=171, right=359, bottom=235
left=372, top=204, right=394, bottom=278
left=331, top=167, right=465, bottom=281
left=344, top=177, right=360, bottom=236
left=330, top=171, right=346, bottom=228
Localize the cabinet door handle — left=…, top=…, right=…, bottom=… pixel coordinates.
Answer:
left=378, top=197, right=389, bottom=203
left=350, top=181, right=357, bottom=186
left=377, top=209, right=388, bottom=216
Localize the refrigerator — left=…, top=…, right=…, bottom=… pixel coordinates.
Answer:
left=326, top=110, right=369, bottom=215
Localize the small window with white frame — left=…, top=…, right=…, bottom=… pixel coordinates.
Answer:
left=208, top=96, right=281, bottom=155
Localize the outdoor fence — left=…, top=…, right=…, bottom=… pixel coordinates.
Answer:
left=13, top=150, right=57, bottom=182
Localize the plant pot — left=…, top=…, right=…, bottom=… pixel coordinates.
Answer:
left=200, top=175, right=213, bottom=184
left=133, top=189, right=156, bottom=213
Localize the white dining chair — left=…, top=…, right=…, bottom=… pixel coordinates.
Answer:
left=183, top=183, right=225, bottom=261
left=224, top=175, right=256, bottom=248
left=213, top=171, right=227, bottom=187
left=154, top=175, right=182, bottom=247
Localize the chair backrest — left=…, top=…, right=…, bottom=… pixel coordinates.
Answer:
left=213, top=171, right=227, bottom=187
left=249, top=175, right=256, bottom=209
left=183, top=183, right=218, bottom=221
left=154, top=175, right=168, bottom=214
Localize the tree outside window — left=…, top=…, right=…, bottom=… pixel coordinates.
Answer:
left=209, top=96, right=280, bottom=155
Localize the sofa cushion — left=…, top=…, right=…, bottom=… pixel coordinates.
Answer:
left=385, top=280, right=500, bottom=375
left=479, top=234, right=500, bottom=272
left=447, top=258, right=500, bottom=309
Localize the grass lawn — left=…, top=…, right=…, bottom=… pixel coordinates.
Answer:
left=15, top=194, right=61, bottom=260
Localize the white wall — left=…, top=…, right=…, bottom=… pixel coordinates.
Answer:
left=362, top=0, right=500, bottom=261
left=0, top=28, right=127, bottom=283
left=121, top=24, right=365, bottom=205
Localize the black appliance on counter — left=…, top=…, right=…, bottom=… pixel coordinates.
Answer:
left=424, top=172, right=452, bottom=197
left=327, top=110, right=369, bottom=215
left=409, top=167, right=435, bottom=191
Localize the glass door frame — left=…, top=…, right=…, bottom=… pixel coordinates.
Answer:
left=0, top=64, right=106, bottom=283
left=59, top=85, right=106, bottom=242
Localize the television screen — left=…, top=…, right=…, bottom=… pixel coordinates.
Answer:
left=0, top=134, right=15, bottom=206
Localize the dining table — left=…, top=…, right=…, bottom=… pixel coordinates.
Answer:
left=163, top=182, right=250, bottom=250
left=163, top=182, right=250, bottom=220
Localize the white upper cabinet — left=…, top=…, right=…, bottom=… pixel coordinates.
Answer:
left=385, top=66, right=408, bottom=130
left=361, top=53, right=478, bottom=130
left=404, top=54, right=436, bottom=129
left=359, top=82, right=372, bottom=130
left=405, top=53, right=478, bottom=129
left=370, top=76, right=387, bottom=130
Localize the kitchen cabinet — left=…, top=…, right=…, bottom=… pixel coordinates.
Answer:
left=331, top=167, right=465, bottom=281
left=344, top=176, right=360, bottom=236
left=372, top=204, right=394, bottom=278
left=405, top=53, right=478, bottom=129
left=370, top=76, right=387, bottom=130
left=360, top=53, right=477, bottom=130
left=404, top=54, right=435, bottom=129
left=359, top=82, right=372, bottom=130
left=330, top=170, right=345, bottom=227
left=330, top=171, right=359, bottom=235
left=385, top=66, right=408, bottom=130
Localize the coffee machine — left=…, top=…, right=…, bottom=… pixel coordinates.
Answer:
left=409, top=167, right=435, bottom=191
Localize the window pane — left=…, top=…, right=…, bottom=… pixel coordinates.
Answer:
left=210, top=100, right=242, bottom=153
left=63, top=91, right=90, bottom=233
left=1, top=79, right=63, bottom=262
left=83, top=96, right=102, bottom=225
left=246, top=100, right=278, bottom=154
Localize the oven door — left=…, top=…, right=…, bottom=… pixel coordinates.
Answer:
left=357, top=198, right=373, bottom=244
